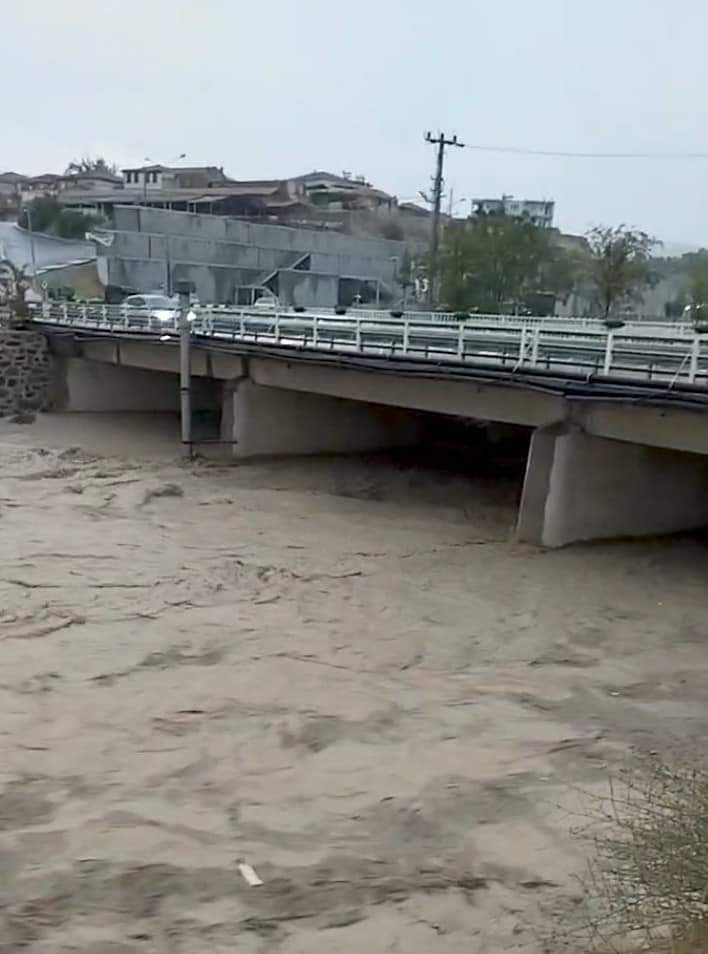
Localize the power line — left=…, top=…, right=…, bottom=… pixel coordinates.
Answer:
left=425, top=131, right=464, bottom=304
left=462, top=143, right=708, bottom=160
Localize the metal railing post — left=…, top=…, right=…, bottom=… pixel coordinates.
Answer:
left=402, top=319, right=410, bottom=355
left=355, top=319, right=362, bottom=351
left=603, top=331, right=614, bottom=376
left=517, top=327, right=527, bottom=367
left=457, top=320, right=464, bottom=358
left=312, top=315, right=319, bottom=348
left=274, top=310, right=280, bottom=343
left=689, top=335, right=700, bottom=384
left=531, top=328, right=540, bottom=367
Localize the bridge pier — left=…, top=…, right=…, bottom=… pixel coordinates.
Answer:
left=517, top=425, right=708, bottom=547
left=221, top=378, right=421, bottom=458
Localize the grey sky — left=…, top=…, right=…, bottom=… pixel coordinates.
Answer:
left=6, top=0, right=708, bottom=247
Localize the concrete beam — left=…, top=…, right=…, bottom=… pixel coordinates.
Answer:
left=53, top=356, right=180, bottom=412
left=249, top=357, right=564, bottom=427
left=583, top=402, right=708, bottom=456
left=221, top=379, right=421, bottom=458
left=77, top=339, right=245, bottom=381
left=518, top=425, right=708, bottom=547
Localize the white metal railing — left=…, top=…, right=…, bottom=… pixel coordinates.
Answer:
left=33, top=302, right=708, bottom=389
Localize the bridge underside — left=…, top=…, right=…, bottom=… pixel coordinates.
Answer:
left=48, top=339, right=708, bottom=547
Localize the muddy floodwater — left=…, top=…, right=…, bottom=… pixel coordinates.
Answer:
left=1, top=413, right=708, bottom=953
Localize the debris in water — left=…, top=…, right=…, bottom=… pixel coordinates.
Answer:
left=239, top=862, right=264, bottom=886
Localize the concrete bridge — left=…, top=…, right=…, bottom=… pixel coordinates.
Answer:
left=35, top=303, right=708, bottom=547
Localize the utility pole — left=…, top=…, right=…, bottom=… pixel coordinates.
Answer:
left=425, top=131, right=464, bottom=305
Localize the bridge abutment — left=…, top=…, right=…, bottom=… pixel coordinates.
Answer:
left=221, top=378, right=422, bottom=458
left=517, top=425, right=708, bottom=547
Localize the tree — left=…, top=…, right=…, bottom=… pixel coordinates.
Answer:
left=18, top=197, right=97, bottom=240
left=397, top=248, right=413, bottom=304
left=438, top=214, right=556, bottom=313
left=64, top=155, right=118, bottom=177
left=18, top=196, right=62, bottom=233
left=54, top=210, right=97, bottom=240
left=686, top=255, right=708, bottom=322
left=586, top=225, right=658, bottom=319
left=0, top=260, right=31, bottom=324
left=380, top=219, right=404, bottom=241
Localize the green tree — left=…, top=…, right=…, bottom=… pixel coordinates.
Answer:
left=438, top=214, right=556, bottom=313
left=686, top=254, right=708, bottom=322
left=18, top=197, right=97, bottom=240
left=18, top=196, right=62, bottom=232
left=55, top=210, right=97, bottom=240
left=586, top=225, right=658, bottom=319
left=0, top=260, right=31, bottom=324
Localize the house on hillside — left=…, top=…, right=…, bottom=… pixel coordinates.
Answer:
left=121, top=164, right=231, bottom=193
left=294, top=171, right=395, bottom=212
left=472, top=194, right=555, bottom=229
left=61, top=171, right=122, bottom=192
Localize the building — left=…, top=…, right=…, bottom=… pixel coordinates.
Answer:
left=0, top=172, right=28, bottom=198
left=121, top=164, right=231, bottom=193
left=293, top=171, right=395, bottom=212
left=471, top=194, right=555, bottom=229
left=61, top=171, right=122, bottom=193
left=94, top=205, right=404, bottom=309
left=60, top=167, right=398, bottom=223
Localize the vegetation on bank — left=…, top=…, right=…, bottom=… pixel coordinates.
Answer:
left=17, top=197, right=99, bottom=241
left=570, top=758, right=708, bottom=953
left=436, top=215, right=660, bottom=318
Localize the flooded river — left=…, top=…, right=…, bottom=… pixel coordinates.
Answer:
left=2, top=413, right=708, bottom=952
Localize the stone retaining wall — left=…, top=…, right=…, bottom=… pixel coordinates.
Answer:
left=0, top=331, right=51, bottom=416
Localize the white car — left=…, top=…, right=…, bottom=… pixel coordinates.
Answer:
left=123, top=294, right=179, bottom=323
left=252, top=295, right=281, bottom=311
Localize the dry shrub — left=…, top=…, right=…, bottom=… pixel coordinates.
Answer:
left=577, top=759, right=708, bottom=952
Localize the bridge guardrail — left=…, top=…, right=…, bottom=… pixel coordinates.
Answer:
left=33, top=303, right=708, bottom=389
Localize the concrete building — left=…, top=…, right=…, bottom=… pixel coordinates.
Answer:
left=472, top=195, right=555, bottom=229
left=96, top=205, right=403, bottom=307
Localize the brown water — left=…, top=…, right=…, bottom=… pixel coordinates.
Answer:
left=2, top=413, right=708, bottom=953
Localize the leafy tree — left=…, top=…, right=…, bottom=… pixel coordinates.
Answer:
left=438, top=214, right=558, bottom=313
left=55, top=210, right=97, bottom=240
left=18, top=197, right=97, bottom=240
left=0, top=260, right=31, bottom=323
left=397, top=248, right=413, bottom=302
left=380, top=219, right=404, bottom=241
left=64, top=155, right=118, bottom=177
left=686, top=255, right=708, bottom=322
left=586, top=225, right=658, bottom=319
left=18, top=196, right=62, bottom=233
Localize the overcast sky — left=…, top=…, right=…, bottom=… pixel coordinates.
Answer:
left=5, top=0, right=708, bottom=248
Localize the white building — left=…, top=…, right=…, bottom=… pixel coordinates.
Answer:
left=471, top=194, right=554, bottom=229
